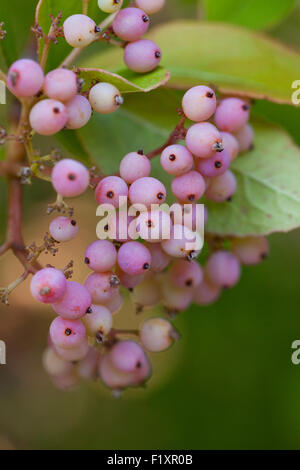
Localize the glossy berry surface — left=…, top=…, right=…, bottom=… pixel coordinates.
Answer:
left=30, top=268, right=67, bottom=304
left=7, top=59, right=44, bottom=98
left=49, top=317, right=86, bottom=349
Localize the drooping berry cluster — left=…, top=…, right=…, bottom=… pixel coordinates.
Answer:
left=28, top=82, right=269, bottom=395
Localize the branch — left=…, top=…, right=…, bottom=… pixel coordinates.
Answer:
left=82, top=0, right=91, bottom=15
left=147, top=116, right=187, bottom=160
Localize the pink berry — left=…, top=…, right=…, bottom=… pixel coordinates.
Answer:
left=171, top=171, right=206, bottom=203
left=144, top=243, right=170, bottom=273
left=95, top=176, right=128, bottom=208
left=120, top=151, right=151, bottom=184
left=110, top=341, right=147, bottom=373
left=55, top=340, right=89, bottom=362
left=65, top=95, right=92, bottom=129
left=194, top=279, right=220, bottom=305
left=82, top=304, right=112, bottom=338
left=42, top=347, right=72, bottom=376
left=186, top=122, right=223, bottom=159
left=161, top=224, right=202, bottom=259
left=135, top=0, right=165, bottom=14
left=129, top=177, right=166, bottom=208
left=113, top=8, right=150, bottom=42
left=215, top=98, right=250, bottom=133
left=195, top=149, right=230, bottom=178
left=161, top=276, right=193, bottom=312
left=49, top=216, right=78, bottom=242
left=135, top=210, right=172, bottom=242
left=231, top=236, right=269, bottom=265
left=116, top=268, right=144, bottom=289
left=124, top=39, right=161, bottom=73
left=84, top=240, right=117, bottom=272
left=43, top=69, right=78, bottom=102
left=118, top=241, right=151, bottom=275
left=51, top=158, right=90, bottom=198
left=182, top=86, right=217, bottom=122
left=205, top=169, right=237, bottom=202
left=160, top=145, right=193, bottom=176
left=84, top=272, right=120, bottom=304
left=7, top=59, right=44, bottom=98
left=205, top=251, right=241, bottom=289
left=29, top=99, right=68, bottom=136
left=52, top=281, right=92, bottom=320
left=50, top=316, right=86, bottom=349
left=30, top=268, right=67, bottom=304
left=99, top=354, right=139, bottom=390
left=105, top=291, right=124, bottom=314
left=106, top=211, right=135, bottom=242
left=170, top=259, right=203, bottom=289
left=220, top=132, right=239, bottom=161
left=235, top=124, right=254, bottom=152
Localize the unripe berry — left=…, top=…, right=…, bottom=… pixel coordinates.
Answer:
left=82, top=305, right=113, bottom=339
left=182, top=86, right=217, bottom=122
left=113, top=8, right=150, bottom=42
left=215, top=98, right=250, bottom=133
left=140, top=317, right=178, bottom=352
left=135, top=0, right=165, bottom=14
left=195, top=149, right=230, bottom=178
left=98, top=0, right=123, bottom=13
left=51, top=158, right=90, bottom=198
left=161, top=224, right=202, bottom=259
left=231, top=236, right=269, bottom=265
left=170, top=259, right=203, bottom=289
left=118, top=241, right=151, bottom=275
left=205, top=251, right=241, bottom=289
left=63, top=14, right=99, bottom=47
left=110, top=341, right=147, bottom=373
left=235, top=124, right=254, bottom=152
left=119, top=151, right=151, bottom=184
left=42, top=347, right=71, bottom=376
left=160, top=145, right=193, bottom=176
left=89, top=83, right=123, bottom=114
left=132, top=274, right=161, bottom=308
left=65, top=95, right=92, bottom=129
left=84, top=240, right=117, bottom=272
left=55, top=340, right=89, bottom=362
left=129, top=177, right=166, bottom=207
left=50, top=317, right=86, bottom=349
left=52, top=281, right=92, bottom=320
left=220, top=132, right=239, bottom=161
left=95, top=176, right=128, bottom=208
left=186, top=122, right=223, bottom=159
left=49, top=216, right=78, bottom=242
left=205, top=169, right=237, bottom=202
left=171, top=171, right=206, bottom=203
left=135, top=210, right=172, bottom=243
left=29, top=99, right=68, bottom=136
left=124, top=39, right=162, bottom=73
left=43, top=69, right=78, bottom=102
left=7, top=59, right=44, bottom=98
left=194, top=279, right=220, bottom=305
left=30, top=268, right=67, bottom=304
left=84, top=272, right=120, bottom=304
left=145, top=242, right=170, bottom=273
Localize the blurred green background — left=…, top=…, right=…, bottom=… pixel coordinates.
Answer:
left=1, top=0, right=300, bottom=450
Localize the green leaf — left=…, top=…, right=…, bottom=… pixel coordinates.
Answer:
left=95, top=21, right=300, bottom=104
left=0, top=0, right=36, bottom=68
left=206, top=119, right=300, bottom=236
left=77, top=66, right=170, bottom=93
left=202, top=0, right=297, bottom=31
left=58, top=88, right=300, bottom=236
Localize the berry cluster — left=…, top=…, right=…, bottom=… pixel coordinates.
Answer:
left=6, top=1, right=164, bottom=136
left=27, top=82, right=269, bottom=395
